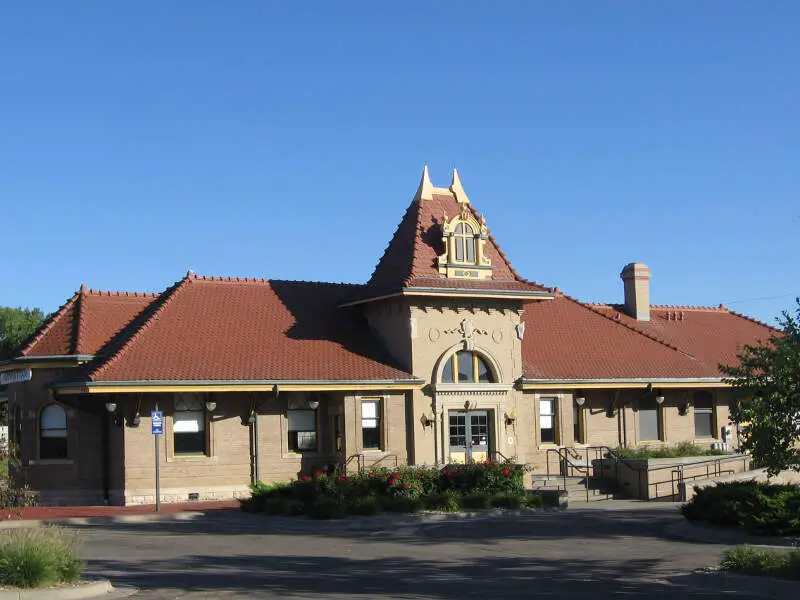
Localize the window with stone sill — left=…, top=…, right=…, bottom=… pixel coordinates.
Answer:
left=539, top=398, right=557, bottom=445
left=287, top=397, right=319, bottom=453
left=39, top=404, right=68, bottom=459
left=441, top=351, right=495, bottom=384
left=694, top=391, right=715, bottom=438
left=361, top=399, right=382, bottom=450
left=173, top=393, right=207, bottom=456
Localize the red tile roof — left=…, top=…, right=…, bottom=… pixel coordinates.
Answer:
left=521, top=294, right=715, bottom=380
left=367, top=193, right=551, bottom=295
left=584, top=303, right=778, bottom=376
left=19, top=289, right=157, bottom=357
left=80, top=275, right=413, bottom=382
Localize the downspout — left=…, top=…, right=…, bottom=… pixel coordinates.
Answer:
left=101, top=397, right=110, bottom=504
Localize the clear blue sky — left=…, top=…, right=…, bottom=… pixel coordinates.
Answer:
left=2, top=2, right=798, bottom=326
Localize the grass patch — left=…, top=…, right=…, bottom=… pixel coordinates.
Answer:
left=0, top=527, right=83, bottom=588
left=613, top=441, right=726, bottom=459
left=721, top=546, right=800, bottom=580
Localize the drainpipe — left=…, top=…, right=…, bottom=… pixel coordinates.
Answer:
left=102, top=405, right=110, bottom=504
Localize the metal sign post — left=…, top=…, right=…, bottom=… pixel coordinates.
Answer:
left=151, top=406, right=164, bottom=513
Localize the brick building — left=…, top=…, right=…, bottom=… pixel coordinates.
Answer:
left=0, top=168, right=776, bottom=505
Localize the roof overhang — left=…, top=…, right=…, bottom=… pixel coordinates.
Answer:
left=340, top=287, right=555, bottom=307
left=51, top=378, right=425, bottom=394
left=519, top=377, right=727, bottom=390
left=0, top=355, right=93, bottom=372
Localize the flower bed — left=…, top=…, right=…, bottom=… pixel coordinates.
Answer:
left=241, top=462, right=546, bottom=519
left=681, top=481, right=800, bottom=536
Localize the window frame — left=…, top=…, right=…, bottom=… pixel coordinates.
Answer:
left=39, top=403, right=68, bottom=460
left=173, top=393, right=208, bottom=457
left=360, top=398, right=383, bottom=451
left=539, top=397, right=558, bottom=445
left=440, top=351, right=496, bottom=384
left=452, top=222, right=476, bottom=264
left=637, top=398, right=663, bottom=442
left=572, top=398, right=585, bottom=445
left=693, top=391, right=716, bottom=439
left=287, top=396, right=320, bottom=454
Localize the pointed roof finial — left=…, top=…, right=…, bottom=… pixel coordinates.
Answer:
left=450, top=168, right=470, bottom=205
left=414, top=165, right=434, bottom=202
left=79, top=283, right=88, bottom=294
left=186, top=269, right=195, bottom=279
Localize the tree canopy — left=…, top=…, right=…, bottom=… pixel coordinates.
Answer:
left=0, top=307, right=46, bottom=360
left=724, top=299, right=800, bottom=475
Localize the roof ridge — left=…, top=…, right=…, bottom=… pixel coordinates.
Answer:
left=650, top=304, right=726, bottom=311
left=189, top=274, right=363, bottom=288
left=87, top=275, right=192, bottom=380
left=368, top=197, right=421, bottom=287
left=561, top=292, right=696, bottom=358
left=73, top=287, right=89, bottom=355
left=82, top=289, right=160, bottom=298
left=724, top=307, right=783, bottom=334
left=17, top=292, right=80, bottom=357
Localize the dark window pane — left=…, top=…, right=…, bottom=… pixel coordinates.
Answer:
left=362, top=427, right=381, bottom=449
left=174, top=432, right=205, bottom=455
left=541, top=427, right=555, bottom=444
left=442, top=357, right=454, bottom=382
left=457, top=351, right=474, bottom=383
left=40, top=437, right=67, bottom=459
left=476, top=356, right=494, bottom=382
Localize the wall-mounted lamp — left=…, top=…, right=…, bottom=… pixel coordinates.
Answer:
left=420, top=414, right=435, bottom=428
left=575, top=396, right=586, bottom=407
left=205, top=400, right=217, bottom=412
left=308, top=399, right=320, bottom=411
left=105, top=401, right=117, bottom=413
left=504, top=411, right=517, bottom=426
left=655, top=395, right=665, bottom=405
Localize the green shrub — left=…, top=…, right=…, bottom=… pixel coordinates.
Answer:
left=491, top=492, right=526, bottom=509
left=0, top=528, right=83, bottom=588
left=348, top=496, right=382, bottom=516
left=462, top=492, right=493, bottom=510
left=381, top=496, right=424, bottom=513
left=682, top=481, right=800, bottom=536
left=308, top=496, right=348, bottom=520
left=423, top=490, right=462, bottom=512
left=720, top=546, right=800, bottom=580
left=523, top=493, right=545, bottom=509
left=612, top=442, right=726, bottom=460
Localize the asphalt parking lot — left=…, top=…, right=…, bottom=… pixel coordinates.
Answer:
left=72, top=503, right=792, bottom=599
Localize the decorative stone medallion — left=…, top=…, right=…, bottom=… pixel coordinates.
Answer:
left=492, top=328, right=504, bottom=343
left=428, top=327, right=441, bottom=342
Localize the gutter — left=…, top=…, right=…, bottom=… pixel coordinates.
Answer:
left=0, top=355, right=93, bottom=370
left=50, top=378, right=425, bottom=394
left=518, top=377, right=726, bottom=390
left=339, top=287, right=554, bottom=308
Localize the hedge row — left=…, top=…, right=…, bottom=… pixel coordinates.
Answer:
left=241, top=462, right=549, bottom=519
left=682, top=481, right=800, bottom=536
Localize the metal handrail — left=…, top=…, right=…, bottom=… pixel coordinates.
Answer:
left=341, top=453, right=364, bottom=474
left=492, top=450, right=516, bottom=463
left=368, top=452, right=399, bottom=471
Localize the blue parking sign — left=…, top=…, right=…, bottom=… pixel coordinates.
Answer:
left=151, top=411, right=164, bottom=435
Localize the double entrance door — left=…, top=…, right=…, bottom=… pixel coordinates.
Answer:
left=448, top=410, right=491, bottom=464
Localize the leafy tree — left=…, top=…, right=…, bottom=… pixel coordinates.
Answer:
left=0, top=307, right=46, bottom=360
left=724, top=299, right=800, bottom=475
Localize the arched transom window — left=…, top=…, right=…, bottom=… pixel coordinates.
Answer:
left=441, top=351, right=495, bottom=384
left=453, top=222, right=476, bottom=264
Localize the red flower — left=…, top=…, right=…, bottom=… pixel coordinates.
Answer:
left=314, top=471, right=324, bottom=478
left=301, top=475, right=311, bottom=482
left=404, top=483, right=411, bottom=489
left=500, top=467, right=511, bottom=476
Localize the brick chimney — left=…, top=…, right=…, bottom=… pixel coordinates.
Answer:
left=620, top=262, right=651, bottom=321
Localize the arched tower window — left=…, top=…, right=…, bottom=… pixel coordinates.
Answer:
left=453, top=223, right=476, bottom=264
left=40, top=404, right=68, bottom=459
left=441, top=350, right=495, bottom=384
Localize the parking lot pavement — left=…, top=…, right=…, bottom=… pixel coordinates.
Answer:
left=72, top=505, right=793, bottom=599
